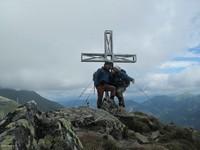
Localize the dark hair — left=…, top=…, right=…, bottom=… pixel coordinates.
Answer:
left=104, top=61, right=113, bottom=67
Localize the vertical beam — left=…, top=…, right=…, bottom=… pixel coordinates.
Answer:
left=104, top=30, right=113, bottom=61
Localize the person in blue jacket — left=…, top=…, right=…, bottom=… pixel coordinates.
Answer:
left=93, top=61, right=116, bottom=108
left=111, top=66, right=134, bottom=108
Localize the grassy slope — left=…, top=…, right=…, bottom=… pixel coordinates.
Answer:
left=0, top=96, right=18, bottom=119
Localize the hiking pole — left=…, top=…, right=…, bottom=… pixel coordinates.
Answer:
left=79, top=80, right=93, bottom=98
left=134, top=84, right=151, bottom=100
left=85, top=93, right=91, bottom=107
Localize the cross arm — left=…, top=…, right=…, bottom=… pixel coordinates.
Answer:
left=81, top=53, right=137, bottom=63
left=113, top=54, right=137, bottom=63
left=81, top=53, right=106, bottom=62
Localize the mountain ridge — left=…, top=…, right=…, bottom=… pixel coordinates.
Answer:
left=131, top=94, right=200, bottom=129
left=0, top=88, right=63, bottom=112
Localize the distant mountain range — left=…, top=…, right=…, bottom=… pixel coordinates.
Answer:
left=0, top=88, right=63, bottom=112
left=1, top=87, right=199, bottom=129
left=127, top=94, right=200, bottom=129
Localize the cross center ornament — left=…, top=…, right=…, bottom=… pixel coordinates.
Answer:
left=81, top=30, right=137, bottom=63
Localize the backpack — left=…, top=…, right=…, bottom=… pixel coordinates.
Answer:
left=93, top=68, right=102, bottom=86
left=120, top=70, right=131, bottom=88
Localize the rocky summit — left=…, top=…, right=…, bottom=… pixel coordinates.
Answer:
left=1, top=100, right=200, bottom=150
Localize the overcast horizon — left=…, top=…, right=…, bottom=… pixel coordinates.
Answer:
left=0, top=0, right=200, bottom=102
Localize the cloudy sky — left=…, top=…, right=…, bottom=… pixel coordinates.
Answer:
left=0, top=0, right=200, bottom=101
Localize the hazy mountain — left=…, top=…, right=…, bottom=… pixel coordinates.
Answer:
left=0, top=88, right=63, bottom=112
left=59, top=97, right=96, bottom=108
left=131, top=94, right=200, bottom=129
left=0, top=96, right=18, bottom=119
left=60, top=97, right=143, bottom=109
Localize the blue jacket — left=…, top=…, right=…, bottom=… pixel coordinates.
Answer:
left=93, top=67, right=112, bottom=87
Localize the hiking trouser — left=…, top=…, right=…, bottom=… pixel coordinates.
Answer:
left=116, top=87, right=126, bottom=107
left=96, top=84, right=116, bottom=108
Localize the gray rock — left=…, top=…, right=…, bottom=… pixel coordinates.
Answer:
left=151, top=130, right=160, bottom=140
left=57, top=106, right=127, bottom=140
left=135, top=132, right=149, bottom=144
left=0, top=102, right=83, bottom=150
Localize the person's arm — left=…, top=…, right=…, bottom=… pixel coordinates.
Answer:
left=131, top=78, right=135, bottom=84
left=121, top=71, right=135, bottom=84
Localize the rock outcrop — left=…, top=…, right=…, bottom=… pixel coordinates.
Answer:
left=65, top=99, right=200, bottom=150
left=0, top=101, right=83, bottom=150
left=1, top=100, right=200, bottom=150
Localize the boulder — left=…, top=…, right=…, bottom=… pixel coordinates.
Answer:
left=57, top=106, right=127, bottom=140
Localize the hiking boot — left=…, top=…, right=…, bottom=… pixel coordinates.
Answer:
left=119, top=103, right=125, bottom=107
left=118, top=106, right=126, bottom=113
left=118, top=98, right=125, bottom=107
left=97, top=98, right=102, bottom=109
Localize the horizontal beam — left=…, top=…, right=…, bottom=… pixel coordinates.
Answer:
left=81, top=53, right=137, bottom=63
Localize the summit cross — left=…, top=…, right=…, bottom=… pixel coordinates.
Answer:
left=81, top=30, right=137, bottom=63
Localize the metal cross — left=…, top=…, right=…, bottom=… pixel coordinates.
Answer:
left=81, top=30, right=137, bottom=63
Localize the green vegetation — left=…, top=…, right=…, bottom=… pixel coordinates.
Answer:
left=0, top=96, right=18, bottom=119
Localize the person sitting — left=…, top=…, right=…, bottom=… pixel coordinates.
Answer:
left=93, top=61, right=116, bottom=108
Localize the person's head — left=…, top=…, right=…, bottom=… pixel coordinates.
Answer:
left=104, top=61, right=113, bottom=70
left=112, top=65, right=121, bottom=74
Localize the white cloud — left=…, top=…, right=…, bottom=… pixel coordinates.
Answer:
left=130, top=65, right=200, bottom=96
left=169, top=65, right=200, bottom=89
left=160, top=61, right=199, bottom=69
left=181, top=51, right=200, bottom=58
left=0, top=0, right=200, bottom=98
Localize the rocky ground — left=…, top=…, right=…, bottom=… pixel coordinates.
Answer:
left=0, top=100, right=200, bottom=150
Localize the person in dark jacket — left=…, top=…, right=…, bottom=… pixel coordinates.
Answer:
left=111, top=66, right=134, bottom=108
left=93, top=61, right=116, bottom=108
